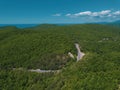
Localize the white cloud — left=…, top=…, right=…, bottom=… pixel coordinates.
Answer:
left=107, top=14, right=112, bottom=17
left=64, top=10, right=120, bottom=22
left=52, top=10, right=120, bottom=22
left=99, top=10, right=111, bottom=15
left=52, top=13, right=61, bottom=16
left=92, top=12, right=99, bottom=16
left=113, top=11, right=120, bottom=15
left=65, top=14, right=71, bottom=16
left=74, top=11, right=92, bottom=16
left=66, top=10, right=120, bottom=18
left=72, top=10, right=111, bottom=17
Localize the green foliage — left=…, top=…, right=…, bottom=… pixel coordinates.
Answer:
left=0, top=24, right=120, bottom=90
left=0, top=70, right=54, bottom=90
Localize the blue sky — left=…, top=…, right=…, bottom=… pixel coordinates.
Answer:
left=0, top=0, right=120, bottom=24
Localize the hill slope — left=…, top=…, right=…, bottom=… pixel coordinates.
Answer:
left=0, top=24, right=120, bottom=90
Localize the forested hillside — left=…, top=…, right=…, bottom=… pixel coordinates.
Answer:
left=0, top=24, right=120, bottom=90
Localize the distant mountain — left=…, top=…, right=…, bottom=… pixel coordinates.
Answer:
left=0, top=24, right=60, bottom=29
left=0, top=24, right=38, bottom=29
left=35, top=24, right=58, bottom=28
left=107, top=20, right=120, bottom=27
left=90, top=20, right=120, bottom=27
left=26, top=24, right=59, bottom=30
left=111, top=20, right=120, bottom=23
left=0, top=26, right=19, bottom=30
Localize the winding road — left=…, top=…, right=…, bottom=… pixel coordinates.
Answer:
left=75, top=43, right=85, bottom=61
left=13, top=43, right=85, bottom=73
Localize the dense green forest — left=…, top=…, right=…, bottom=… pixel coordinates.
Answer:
left=0, top=24, right=120, bottom=90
